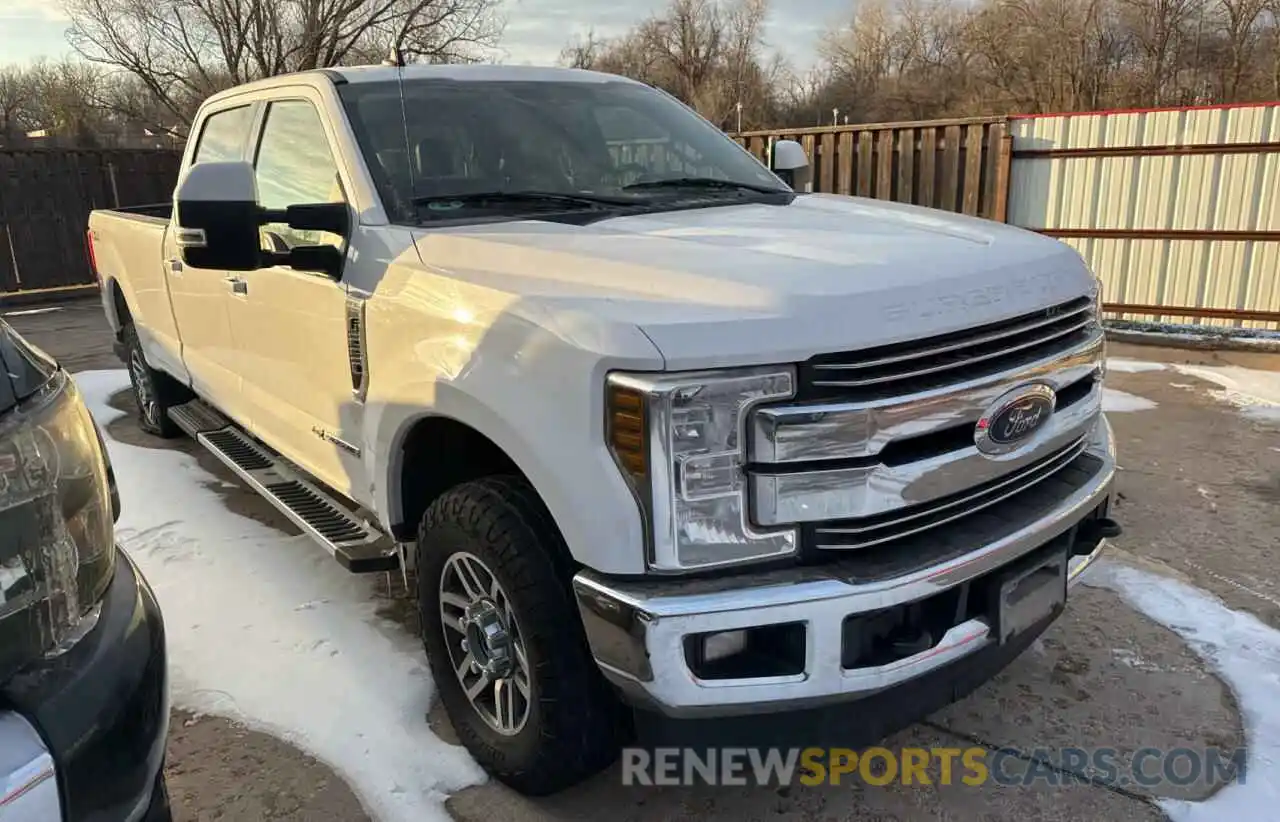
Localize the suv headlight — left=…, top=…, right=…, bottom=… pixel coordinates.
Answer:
left=606, top=367, right=798, bottom=572
left=0, top=371, right=116, bottom=677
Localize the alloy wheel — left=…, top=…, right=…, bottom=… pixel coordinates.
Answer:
left=439, top=551, right=532, bottom=736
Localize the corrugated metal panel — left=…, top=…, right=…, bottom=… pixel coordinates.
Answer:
left=1009, top=104, right=1280, bottom=329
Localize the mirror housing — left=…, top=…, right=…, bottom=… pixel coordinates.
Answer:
left=280, top=245, right=344, bottom=280
left=279, top=203, right=350, bottom=236
left=771, top=139, right=812, bottom=192
left=174, top=161, right=263, bottom=271
left=174, top=160, right=350, bottom=277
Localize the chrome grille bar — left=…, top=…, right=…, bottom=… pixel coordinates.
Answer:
left=751, top=331, right=1103, bottom=465
left=811, top=317, right=1093, bottom=389
left=805, top=296, right=1095, bottom=395
left=812, top=437, right=1088, bottom=551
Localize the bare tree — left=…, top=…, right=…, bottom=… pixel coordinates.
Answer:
left=65, top=0, right=505, bottom=126
left=560, top=0, right=1280, bottom=128
left=1116, top=0, right=1204, bottom=103
left=0, top=67, right=36, bottom=145
left=647, top=0, right=728, bottom=106
left=1269, top=0, right=1280, bottom=96
left=561, top=29, right=606, bottom=69
left=27, top=60, right=114, bottom=147
left=1213, top=0, right=1269, bottom=96
left=560, top=0, right=778, bottom=127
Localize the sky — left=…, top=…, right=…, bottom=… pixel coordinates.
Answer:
left=0, top=0, right=844, bottom=70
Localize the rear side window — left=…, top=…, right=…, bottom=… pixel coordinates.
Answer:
left=192, top=105, right=252, bottom=164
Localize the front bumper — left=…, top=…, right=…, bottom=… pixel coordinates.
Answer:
left=1, top=548, right=168, bottom=821
left=574, top=417, right=1116, bottom=719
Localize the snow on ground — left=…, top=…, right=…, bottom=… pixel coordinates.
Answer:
left=1102, top=388, right=1159, bottom=412
left=1086, top=561, right=1280, bottom=821
left=1104, top=358, right=1280, bottom=423
left=1168, top=365, right=1280, bottom=423
left=76, top=369, right=485, bottom=822
left=1104, top=320, right=1280, bottom=345
left=1105, top=358, right=1168, bottom=374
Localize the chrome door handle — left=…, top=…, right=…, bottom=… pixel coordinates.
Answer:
left=224, top=276, right=248, bottom=295
left=167, top=258, right=182, bottom=273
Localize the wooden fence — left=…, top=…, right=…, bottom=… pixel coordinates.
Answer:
left=733, top=116, right=1013, bottom=221
left=3, top=114, right=1277, bottom=329
left=0, top=149, right=181, bottom=295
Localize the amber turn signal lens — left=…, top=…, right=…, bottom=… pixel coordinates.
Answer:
left=607, top=384, right=647, bottom=481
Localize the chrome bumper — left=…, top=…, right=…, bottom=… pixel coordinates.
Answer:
left=573, top=417, right=1116, bottom=718
left=0, top=712, right=60, bottom=819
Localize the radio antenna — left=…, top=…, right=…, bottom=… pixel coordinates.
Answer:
left=384, top=46, right=416, bottom=201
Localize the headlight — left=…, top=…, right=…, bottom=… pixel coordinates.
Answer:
left=606, top=367, right=798, bottom=572
left=0, top=371, right=116, bottom=676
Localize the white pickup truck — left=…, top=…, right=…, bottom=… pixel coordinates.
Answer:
left=88, top=63, right=1120, bottom=794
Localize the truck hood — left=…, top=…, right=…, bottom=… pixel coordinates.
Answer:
left=409, top=194, right=1096, bottom=369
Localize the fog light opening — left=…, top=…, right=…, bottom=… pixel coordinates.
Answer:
left=702, top=629, right=748, bottom=663
left=684, top=622, right=807, bottom=680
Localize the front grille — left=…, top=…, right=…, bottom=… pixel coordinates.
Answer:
left=801, top=296, right=1096, bottom=400
left=810, top=449, right=1105, bottom=582
left=812, top=436, right=1089, bottom=552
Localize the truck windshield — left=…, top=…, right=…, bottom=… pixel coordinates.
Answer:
left=337, top=77, right=791, bottom=222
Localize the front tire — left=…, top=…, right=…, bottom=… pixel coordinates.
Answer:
left=416, top=476, right=627, bottom=795
left=122, top=323, right=185, bottom=438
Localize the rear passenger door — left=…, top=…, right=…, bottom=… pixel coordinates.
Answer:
left=167, top=104, right=256, bottom=424
left=223, top=96, right=366, bottom=500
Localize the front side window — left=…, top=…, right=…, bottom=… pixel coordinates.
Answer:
left=339, top=78, right=789, bottom=223
left=254, top=100, right=345, bottom=251
left=192, top=105, right=253, bottom=165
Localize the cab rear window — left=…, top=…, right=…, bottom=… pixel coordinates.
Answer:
left=192, top=105, right=254, bottom=165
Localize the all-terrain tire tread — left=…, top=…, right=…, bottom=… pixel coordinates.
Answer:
left=122, top=323, right=187, bottom=439
left=416, top=475, right=625, bottom=796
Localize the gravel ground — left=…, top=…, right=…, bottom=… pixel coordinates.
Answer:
left=5, top=298, right=1277, bottom=822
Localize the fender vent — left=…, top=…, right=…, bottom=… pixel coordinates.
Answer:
left=345, top=296, right=368, bottom=399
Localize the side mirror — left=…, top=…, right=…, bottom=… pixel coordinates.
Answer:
left=174, top=160, right=350, bottom=278
left=174, top=161, right=262, bottom=271
left=771, top=139, right=812, bottom=193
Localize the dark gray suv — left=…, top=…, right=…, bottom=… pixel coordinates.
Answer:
left=0, top=318, right=170, bottom=821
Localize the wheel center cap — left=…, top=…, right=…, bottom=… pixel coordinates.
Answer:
left=461, top=599, right=513, bottom=679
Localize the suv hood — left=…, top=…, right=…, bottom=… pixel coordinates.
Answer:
left=409, top=194, right=1096, bottom=369
left=0, top=320, right=57, bottom=414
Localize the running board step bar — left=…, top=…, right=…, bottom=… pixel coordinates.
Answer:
left=167, top=399, right=398, bottom=573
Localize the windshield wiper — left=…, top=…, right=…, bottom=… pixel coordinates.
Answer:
left=622, top=177, right=786, bottom=195
left=411, top=190, right=637, bottom=210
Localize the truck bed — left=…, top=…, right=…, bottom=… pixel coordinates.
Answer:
left=88, top=205, right=174, bottom=349
left=96, top=203, right=172, bottom=223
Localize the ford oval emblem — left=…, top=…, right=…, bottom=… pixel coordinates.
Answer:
left=975, top=384, right=1056, bottom=456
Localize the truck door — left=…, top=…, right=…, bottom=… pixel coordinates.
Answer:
left=224, top=96, right=367, bottom=501
left=166, top=103, right=255, bottom=425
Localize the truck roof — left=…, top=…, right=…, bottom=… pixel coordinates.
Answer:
left=332, top=64, right=638, bottom=85
left=203, top=64, right=638, bottom=106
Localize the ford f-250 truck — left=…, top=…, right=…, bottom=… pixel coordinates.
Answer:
left=88, top=63, right=1121, bottom=795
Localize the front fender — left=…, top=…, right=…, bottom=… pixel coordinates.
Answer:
left=361, top=265, right=665, bottom=576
